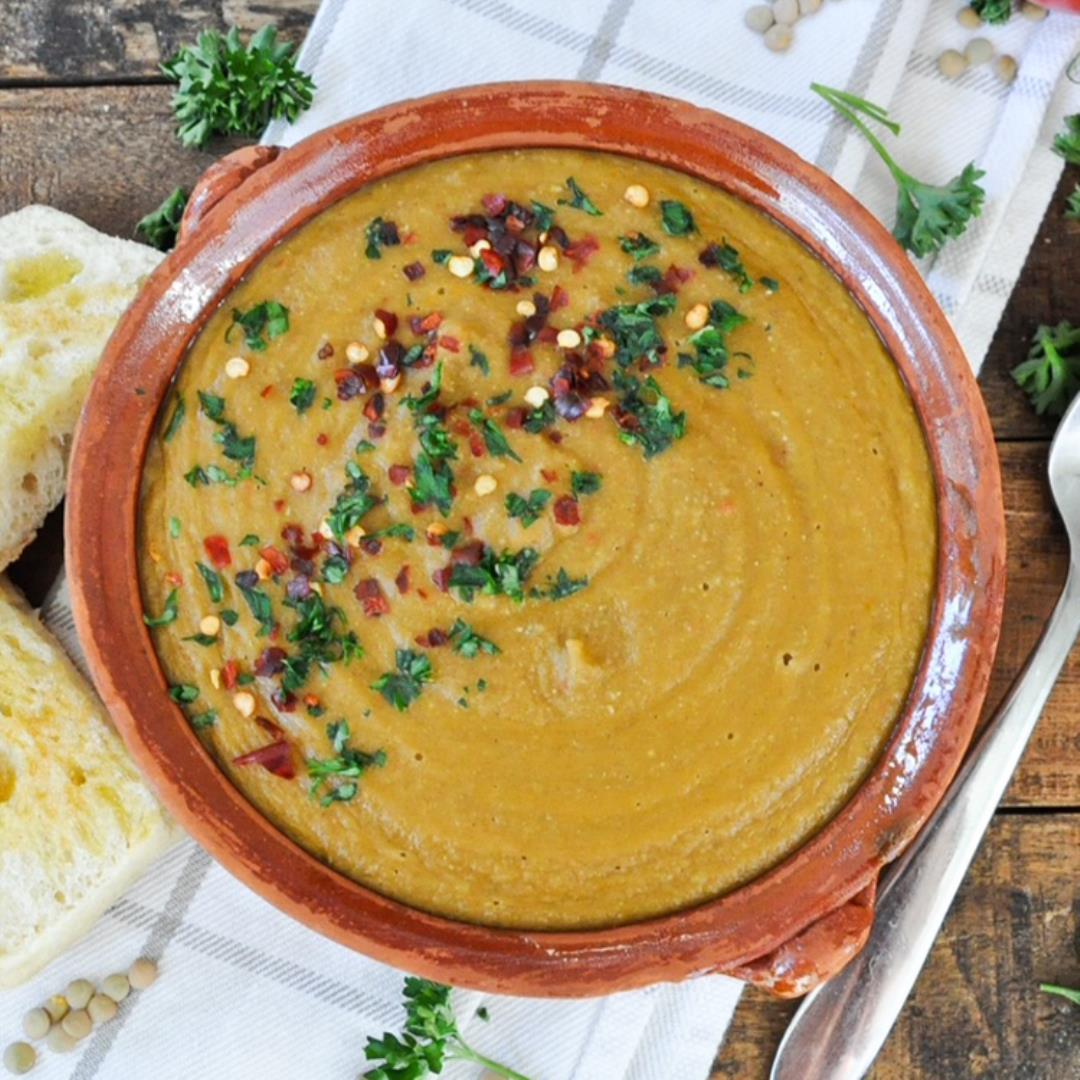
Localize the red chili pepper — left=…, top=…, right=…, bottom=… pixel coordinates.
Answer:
left=259, top=546, right=290, bottom=576
left=316, top=433, right=329, bottom=446
left=221, top=660, right=239, bottom=690
left=479, top=249, right=505, bottom=277
left=232, top=740, right=295, bottom=780
left=510, top=348, right=535, bottom=377
left=203, top=535, right=231, bottom=569
left=554, top=496, right=581, bottom=526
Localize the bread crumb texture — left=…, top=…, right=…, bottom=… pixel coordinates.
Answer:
left=0, top=577, right=175, bottom=987
left=0, top=206, right=161, bottom=571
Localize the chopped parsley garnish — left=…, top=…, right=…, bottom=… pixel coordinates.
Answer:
left=699, top=241, right=754, bottom=293
left=410, top=452, right=455, bottom=517
left=214, top=422, right=256, bottom=465
left=143, top=588, right=179, bottom=627
left=289, top=377, right=317, bottom=414
left=761, top=276, right=780, bottom=293
left=196, top=561, right=224, bottom=603
left=190, top=710, right=218, bottom=730
left=404, top=364, right=458, bottom=516
left=970, top=0, right=1012, bottom=24
left=469, top=345, right=491, bottom=376
left=628, top=264, right=663, bottom=288
left=169, top=683, right=199, bottom=704
left=182, top=632, right=218, bottom=647
left=356, top=439, right=376, bottom=453
left=197, top=390, right=226, bottom=421
left=505, top=488, right=551, bottom=527
left=557, top=176, right=602, bottom=216
left=677, top=300, right=749, bottom=389
left=449, top=619, right=501, bottom=658
left=239, top=533, right=260, bottom=547
left=220, top=609, right=239, bottom=626
left=469, top=409, right=521, bottom=462
left=571, top=471, right=602, bottom=496
left=236, top=578, right=274, bottom=636
left=322, top=556, right=349, bottom=585
left=486, top=390, right=513, bottom=407
left=1054, top=114, right=1080, bottom=165
left=370, top=523, right=416, bottom=542
left=531, top=200, right=556, bottom=233
left=523, top=400, right=556, bottom=433
left=531, top=568, right=590, bottom=601
left=282, top=593, right=361, bottom=692
left=307, top=720, right=386, bottom=806
left=372, top=648, right=433, bottom=711
left=364, top=216, right=401, bottom=260
left=327, top=460, right=380, bottom=540
left=136, top=186, right=189, bottom=251
left=169, top=517, right=182, bottom=539
left=449, top=547, right=539, bottom=603
left=597, top=293, right=677, bottom=369
left=431, top=249, right=452, bottom=265
left=162, top=394, right=186, bottom=441
left=227, top=300, right=290, bottom=351
left=660, top=199, right=696, bottom=236
left=619, top=232, right=661, bottom=262
left=613, top=372, right=686, bottom=458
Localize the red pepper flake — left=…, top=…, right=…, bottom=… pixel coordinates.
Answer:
left=479, top=249, right=506, bottom=278
left=367, top=422, right=387, bottom=440
left=254, top=647, right=287, bottom=677
left=540, top=468, right=559, bottom=484
left=269, top=624, right=281, bottom=642
left=504, top=407, right=525, bottom=430
left=395, top=565, right=411, bottom=594
left=317, top=342, right=335, bottom=360
left=438, top=335, right=461, bottom=353
left=388, top=464, right=411, bottom=486
left=510, top=348, right=535, bottom=377
left=273, top=499, right=287, bottom=514
left=232, top=740, right=295, bottom=780
left=259, top=546, right=290, bottom=576
left=271, top=689, right=296, bottom=712
left=360, top=537, right=383, bottom=556
left=554, top=496, right=581, bottom=526
left=255, top=715, right=284, bottom=736
left=403, top=261, right=426, bottom=281
left=316, top=432, right=329, bottom=446
left=417, top=588, right=429, bottom=600
left=417, top=627, right=449, bottom=648
left=566, top=235, right=600, bottom=272
left=222, top=660, right=240, bottom=690
left=281, top=523, right=305, bottom=549
left=551, top=284, right=570, bottom=310
left=203, top=534, right=232, bottom=569
left=462, top=225, right=486, bottom=247
left=419, top=311, right=444, bottom=333
left=363, top=391, right=386, bottom=423
left=260, top=384, right=274, bottom=399
left=547, top=431, right=564, bottom=445
left=432, top=567, right=452, bottom=593
left=303, top=694, right=320, bottom=708
left=451, top=540, right=485, bottom=566
left=165, top=571, right=183, bottom=587
left=536, top=325, right=558, bottom=345
left=354, top=577, right=391, bottom=617
left=335, top=363, right=378, bottom=401
left=469, top=433, right=485, bottom=458
left=374, top=308, right=398, bottom=336
left=461, top=516, right=475, bottom=536
left=452, top=419, right=471, bottom=437
left=659, top=264, right=694, bottom=294
left=482, top=193, right=508, bottom=215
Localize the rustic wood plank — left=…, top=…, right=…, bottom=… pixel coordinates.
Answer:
left=0, top=1, right=318, bottom=83
left=977, top=168, right=1080, bottom=442
left=712, top=815, right=1080, bottom=1079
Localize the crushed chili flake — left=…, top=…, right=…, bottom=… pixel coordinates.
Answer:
left=432, top=567, right=452, bottom=593
left=271, top=689, right=296, bottom=712
left=254, top=646, right=287, bottom=677
left=363, top=392, right=386, bottom=423
left=461, top=516, right=475, bottom=536
left=510, top=348, right=535, bottom=377
left=417, top=627, right=449, bottom=648
left=222, top=660, right=240, bottom=690
left=355, top=577, right=391, bottom=617
left=273, top=499, right=287, bottom=514
left=367, top=421, right=387, bottom=440
left=317, top=342, right=335, bottom=360
left=360, top=537, right=383, bottom=556
left=335, top=363, right=378, bottom=401
left=395, top=565, right=411, bottom=594
left=540, top=468, right=559, bottom=484
left=303, top=693, right=320, bottom=707
left=439, top=335, right=461, bottom=353
left=469, top=433, right=486, bottom=458
left=504, top=407, right=526, bottom=429
left=403, top=261, right=426, bottom=281
left=566, top=235, right=600, bottom=271
left=554, top=496, right=581, bottom=526
left=483, top=193, right=508, bottom=216
left=260, top=384, right=275, bottom=398
left=255, top=715, right=284, bottom=736
left=419, top=311, right=444, bottom=333
left=551, top=284, right=570, bottom=310
left=259, top=546, right=290, bottom=576
left=451, top=540, right=485, bottom=566
left=388, top=464, right=411, bottom=486
left=316, top=432, right=329, bottom=446
left=165, top=571, right=183, bottom=587
left=375, top=309, right=399, bottom=336
left=233, top=740, right=295, bottom=779
left=203, top=535, right=232, bottom=569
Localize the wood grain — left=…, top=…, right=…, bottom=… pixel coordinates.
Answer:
left=712, top=815, right=1080, bottom=1079
left=0, top=1, right=318, bottom=82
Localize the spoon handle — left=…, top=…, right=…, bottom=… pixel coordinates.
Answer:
left=770, top=567, right=1080, bottom=1080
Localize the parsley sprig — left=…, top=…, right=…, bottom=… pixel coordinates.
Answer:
left=364, top=977, right=531, bottom=1080
left=162, top=26, right=315, bottom=149
left=1053, top=114, right=1080, bottom=166
left=373, top=649, right=433, bottom=711
left=1011, top=322, right=1080, bottom=417
left=307, top=720, right=386, bottom=807
left=557, top=176, right=603, bottom=216
left=136, top=187, right=189, bottom=251
left=971, top=0, right=1013, bottom=24
left=811, top=83, right=985, bottom=258
left=1041, top=983, right=1080, bottom=1007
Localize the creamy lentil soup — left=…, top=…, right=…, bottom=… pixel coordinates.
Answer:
left=139, top=150, right=936, bottom=930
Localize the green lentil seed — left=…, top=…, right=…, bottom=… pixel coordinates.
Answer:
left=2, top=1043, right=36, bottom=1075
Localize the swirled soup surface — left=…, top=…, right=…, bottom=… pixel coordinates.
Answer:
left=139, top=150, right=937, bottom=929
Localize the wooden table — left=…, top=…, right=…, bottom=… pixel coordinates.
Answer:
left=2, top=3, right=1077, bottom=1075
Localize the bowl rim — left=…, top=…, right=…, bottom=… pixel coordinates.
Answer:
left=67, top=80, right=1006, bottom=997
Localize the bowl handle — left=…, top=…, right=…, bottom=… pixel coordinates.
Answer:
left=727, top=878, right=878, bottom=997
left=178, top=144, right=283, bottom=244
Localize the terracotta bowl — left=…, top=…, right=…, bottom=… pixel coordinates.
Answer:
left=67, top=82, right=1005, bottom=998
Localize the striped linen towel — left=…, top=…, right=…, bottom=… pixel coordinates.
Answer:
left=3, top=3, right=1078, bottom=1079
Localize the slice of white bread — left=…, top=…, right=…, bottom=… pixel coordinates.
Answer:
left=0, top=577, right=177, bottom=988
left=0, top=205, right=162, bottom=571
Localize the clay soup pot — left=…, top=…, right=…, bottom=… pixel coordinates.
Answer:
left=67, top=82, right=1005, bottom=998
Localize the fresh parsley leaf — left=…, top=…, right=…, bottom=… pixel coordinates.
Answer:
left=227, top=300, right=290, bottom=351
left=1041, top=983, right=1080, bottom=1006
left=1055, top=114, right=1080, bottom=166
left=469, top=344, right=491, bottom=376
left=283, top=593, right=361, bottom=691
left=760, top=276, right=781, bottom=293
left=214, top=422, right=256, bottom=465
left=290, top=377, right=317, bottom=414
left=1011, top=321, right=1080, bottom=416
left=628, top=264, right=663, bottom=288
left=557, top=177, right=603, bottom=216
left=531, top=568, right=589, bottom=601
left=143, top=589, right=180, bottom=627
left=169, top=683, right=199, bottom=704
left=182, top=632, right=219, bottom=647
left=448, top=619, right=501, bottom=658
left=162, top=394, right=186, bottom=442
left=971, top=0, right=1013, bottom=24
left=196, top=561, right=224, bottom=603
left=410, top=452, right=455, bottom=517
left=190, top=710, right=218, bottom=730
left=486, top=390, right=513, bottom=407
left=571, top=471, right=602, bottom=496
left=307, top=720, right=386, bottom=806
left=619, top=232, right=661, bottom=262
left=613, top=372, right=686, bottom=458
left=370, top=523, right=416, bottom=541
left=162, top=26, right=315, bottom=149
left=237, top=578, right=274, bottom=636
left=198, top=390, right=226, bottom=422
left=523, top=400, right=556, bottom=433
left=431, top=249, right=452, bottom=265
left=169, top=517, right=182, bottom=539
left=239, top=534, right=260, bottom=547
left=699, top=241, right=754, bottom=293
left=660, top=200, right=696, bottom=236
left=677, top=300, right=749, bottom=389
left=365, top=217, right=401, bottom=260
left=1066, top=184, right=1080, bottom=222
left=505, top=488, right=552, bottom=527
left=531, top=200, right=556, bottom=233
left=220, top=609, right=239, bottom=626
left=597, top=293, right=677, bottom=369
left=811, top=83, right=985, bottom=258
left=372, top=649, right=433, bottom=711
left=136, top=186, right=189, bottom=251
left=327, top=460, right=379, bottom=539
left=322, top=555, right=350, bottom=585
left=449, top=548, right=539, bottom=604
left=469, top=409, right=521, bottom=461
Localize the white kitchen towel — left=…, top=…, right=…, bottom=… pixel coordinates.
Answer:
left=4, top=4, right=1079, bottom=1080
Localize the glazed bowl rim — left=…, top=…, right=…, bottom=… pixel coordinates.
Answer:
left=67, top=80, right=1005, bottom=997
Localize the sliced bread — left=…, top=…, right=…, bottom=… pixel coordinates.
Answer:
left=0, top=206, right=162, bottom=571
left=0, top=577, right=177, bottom=988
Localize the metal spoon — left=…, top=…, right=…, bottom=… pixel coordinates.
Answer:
left=771, top=392, right=1080, bottom=1080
